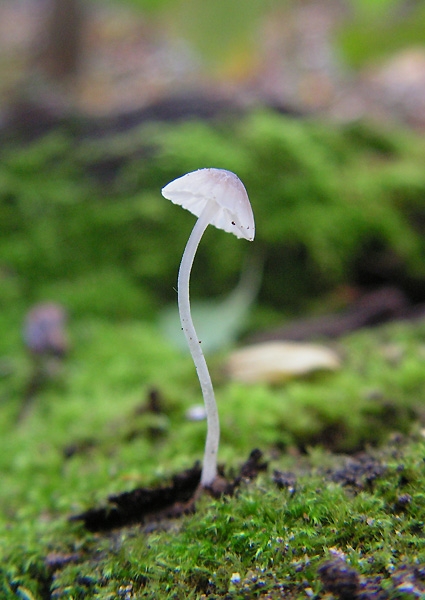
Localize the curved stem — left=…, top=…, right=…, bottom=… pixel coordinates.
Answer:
left=178, top=203, right=219, bottom=487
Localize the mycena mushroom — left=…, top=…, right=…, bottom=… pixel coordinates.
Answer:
left=162, top=168, right=255, bottom=488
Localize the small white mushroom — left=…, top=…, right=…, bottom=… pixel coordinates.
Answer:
left=162, top=168, right=255, bottom=487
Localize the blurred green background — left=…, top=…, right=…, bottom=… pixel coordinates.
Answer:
left=2, top=3, right=425, bottom=597
left=1, top=0, right=425, bottom=336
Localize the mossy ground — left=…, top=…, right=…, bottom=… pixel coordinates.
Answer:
left=3, top=110, right=425, bottom=321
left=2, top=111, right=425, bottom=598
left=1, top=309, right=425, bottom=598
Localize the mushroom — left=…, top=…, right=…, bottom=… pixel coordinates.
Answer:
left=162, top=168, right=255, bottom=487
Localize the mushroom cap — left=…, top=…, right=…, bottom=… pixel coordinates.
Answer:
left=161, top=168, right=255, bottom=241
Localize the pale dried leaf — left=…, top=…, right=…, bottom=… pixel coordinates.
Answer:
left=226, top=341, right=340, bottom=384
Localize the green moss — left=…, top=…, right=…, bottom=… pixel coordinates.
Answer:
left=338, top=2, right=425, bottom=68
left=1, top=309, right=425, bottom=597
left=2, top=110, right=425, bottom=596
left=2, top=112, right=425, bottom=320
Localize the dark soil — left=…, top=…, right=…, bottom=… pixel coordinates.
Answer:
left=73, top=444, right=390, bottom=534
left=69, top=441, right=425, bottom=599
left=318, top=557, right=389, bottom=600
left=272, top=447, right=389, bottom=496
left=72, top=448, right=268, bottom=532
left=325, top=452, right=387, bottom=491
left=318, top=558, right=425, bottom=600
left=250, top=286, right=425, bottom=343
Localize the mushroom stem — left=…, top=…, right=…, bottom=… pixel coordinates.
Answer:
left=178, top=202, right=219, bottom=487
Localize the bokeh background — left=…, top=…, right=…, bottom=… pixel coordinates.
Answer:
left=2, top=0, right=425, bottom=341
left=3, top=5, right=425, bottom=596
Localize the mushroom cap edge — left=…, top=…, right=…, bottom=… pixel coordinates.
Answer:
left=161, top=168, right=255, bottom=241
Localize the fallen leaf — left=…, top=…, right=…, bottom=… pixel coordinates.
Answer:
left=226, top=341, right=340, bottom=384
